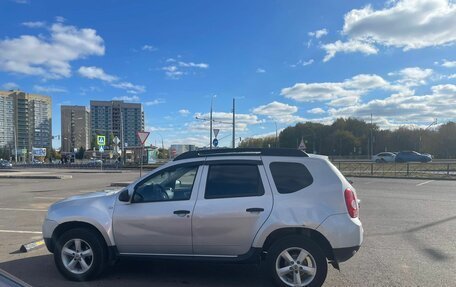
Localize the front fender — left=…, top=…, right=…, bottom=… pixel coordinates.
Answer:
left=45, top=194, right=117, bottom=246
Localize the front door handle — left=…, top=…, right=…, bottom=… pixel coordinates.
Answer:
left=173, top=210, right=191, bottom=217
left=246, top=208, right=264, bottom=213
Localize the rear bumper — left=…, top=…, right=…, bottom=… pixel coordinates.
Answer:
left=333, top=245, right=360, bottom=262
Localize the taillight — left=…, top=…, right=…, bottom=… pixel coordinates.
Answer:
left=344, top=188, right=359, bottom=218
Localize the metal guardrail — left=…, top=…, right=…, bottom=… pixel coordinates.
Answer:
left=335, top=162, right=456, bottom=179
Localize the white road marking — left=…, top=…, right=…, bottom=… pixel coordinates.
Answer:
left=0, top=229, right=42, bottom=234
left=0, top=207, right=47, bottom=212
left=416, top=180, right=434, bottom=186
left=34, top=196, right=64, bottom=200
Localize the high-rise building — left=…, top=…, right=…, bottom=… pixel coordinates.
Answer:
left=90, top=100, right=144, bottom=148
left=61, top=106, right=91, bottom=152
left=0, top=90, right=52, bottom=161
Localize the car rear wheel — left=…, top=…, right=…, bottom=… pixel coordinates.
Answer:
left=267, top=236, right=327, bottom=287
left=54, top=228, right=107, bottom=281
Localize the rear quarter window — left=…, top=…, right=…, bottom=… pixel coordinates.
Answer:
left=269, top=162, right=313, bottom=194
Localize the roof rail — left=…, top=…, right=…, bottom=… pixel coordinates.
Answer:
left=173, top=148, right=309, bottom=161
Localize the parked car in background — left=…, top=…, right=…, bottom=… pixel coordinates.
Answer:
left=32, top=159, right=43, bottom=164
left=395, top=151, right=432, bottom=163
left=88, top=158, right=103, bottom=165
left=0, top=160, right=13, bottom=169
left=372, top=152, right=396, bottom=163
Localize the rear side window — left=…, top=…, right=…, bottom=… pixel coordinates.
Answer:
left=270, top=162, right=313, bottom=194
left=205, top=164, right=264, bottom=199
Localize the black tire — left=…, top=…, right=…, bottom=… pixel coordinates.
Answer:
left=54, top=228, right=107, bottom=281
left=375, top=159, right=381, bottom=163
left=266, top=236, right=327, bottom=287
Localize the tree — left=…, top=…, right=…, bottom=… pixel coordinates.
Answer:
left=76, top=147, right=85, bottom=160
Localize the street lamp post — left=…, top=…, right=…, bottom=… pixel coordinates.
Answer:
left=419, top=118, right=437, bottom=152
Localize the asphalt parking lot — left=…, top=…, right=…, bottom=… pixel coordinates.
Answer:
left=0, top=169, right=455, bottom=286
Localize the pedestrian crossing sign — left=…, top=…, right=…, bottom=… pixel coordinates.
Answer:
left=97, top=135, right=106, bottom=146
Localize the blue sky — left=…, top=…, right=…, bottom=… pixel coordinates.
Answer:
left=0, top=0, right=455, bottom=148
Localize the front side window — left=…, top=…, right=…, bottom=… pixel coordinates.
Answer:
left=205, top=164, right=264, bottom=199
left=270, top=162, right=313, bottom=194
left=133, top=165, right=198, bottom=203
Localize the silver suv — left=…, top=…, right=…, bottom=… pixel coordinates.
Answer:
left=42, top=148, right=363, bottom=287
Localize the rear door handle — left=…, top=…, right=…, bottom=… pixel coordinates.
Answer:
left=246, top=208, right=264, bottom=213
left=173, top=210, right=190, bottom=217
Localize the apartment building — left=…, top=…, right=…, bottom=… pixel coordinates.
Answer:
left=61, top=105, right=91, bottom=152
left=0, top=90, right=52, bottom=161
left=90, top=100, right=144, bottom=148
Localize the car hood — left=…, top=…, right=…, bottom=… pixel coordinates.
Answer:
left=47, top=188, right=123, bottom=220
left=59, top=188, right=122, bottom=203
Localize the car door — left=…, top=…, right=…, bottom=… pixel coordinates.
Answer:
left=112, top=162, right=202, bottom=255
left=192, top=160, right=273, bottom=256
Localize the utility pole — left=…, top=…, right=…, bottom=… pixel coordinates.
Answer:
left=13, top=123, right=17, bottom=163
left=370, top=113, right=373, bottom=158
left=120, top=109, right=125, bottom=164
left=232, top=98, right=235, bottom=148
left=275, top=122, right=278, bottom=148
left=210, top=96, right=214, bottom=149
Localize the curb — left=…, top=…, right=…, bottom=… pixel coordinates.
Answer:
left=110, top=182, right=130, bottom=187
left=346, top=175, right=456, bottom=181
left=19, top=239, right=45, bottom=253
left=0, top=175, right=72, bottom=179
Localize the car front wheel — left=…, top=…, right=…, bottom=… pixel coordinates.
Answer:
left=54, top=228, right=107, bottom=281
left=267, top=236, right=327, bottom=287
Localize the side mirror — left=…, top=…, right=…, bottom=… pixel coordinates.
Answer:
left=175, top=180, right=181, bottom=186
left=118, top=189, right=131, bottom=202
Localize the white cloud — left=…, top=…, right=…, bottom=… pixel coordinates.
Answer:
left=323, top=0, right=456, bottom=61
left=179, top=109, right=190, bottom=116
left=253, top=101, right=298, bottom=115
left=302, top=59, right=314, bottom=66
left=33, top=85, right=67, bottom=93
left=322, top=40, right=378, bottom=62
left=178, top=61, right=208, bottom=69
left=78, top=66, right=145, bottom=94
left=55, top=16, right=66, bottom=23
left=112, top=95, right=140, bottom=102
left=22, top=21, right=46, bottom=28
left=281, top=73, right=410, bottom=107
left=344, top=0, right=456, bottom=50
left=190, top=112, right=262, bottom=132
left=162, top=58, right=209, bottom=79
left=111, top=82, right=145, bottom=94
left=388, top=67, right=433, bottom=86
left=78, top=66, right=118, bottom=82
left=256, top=68, right=266, bottom=73
left=142, top=44, right=157, bottom=52
left=328, top=84, right=456, bottom=127
left=0, top=23, right=104, bottom=79
left=290, top=59, right=314, bottom=68
left=308, top=108, right=326, bottom=114
left=252, top=101, right=305, bottom=124
left=2, top=82, right=19, bottom=90
left=441, top=59, right=456, bottom=68
left=448, top=74, right=456, bottom=79
left=162, top=65, right=184, bottom=79
left=145, top=99, right=166, bottom=106
left=11, top=0, right=29, bottom=4
left=308, top=28, right=328, bottom=39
